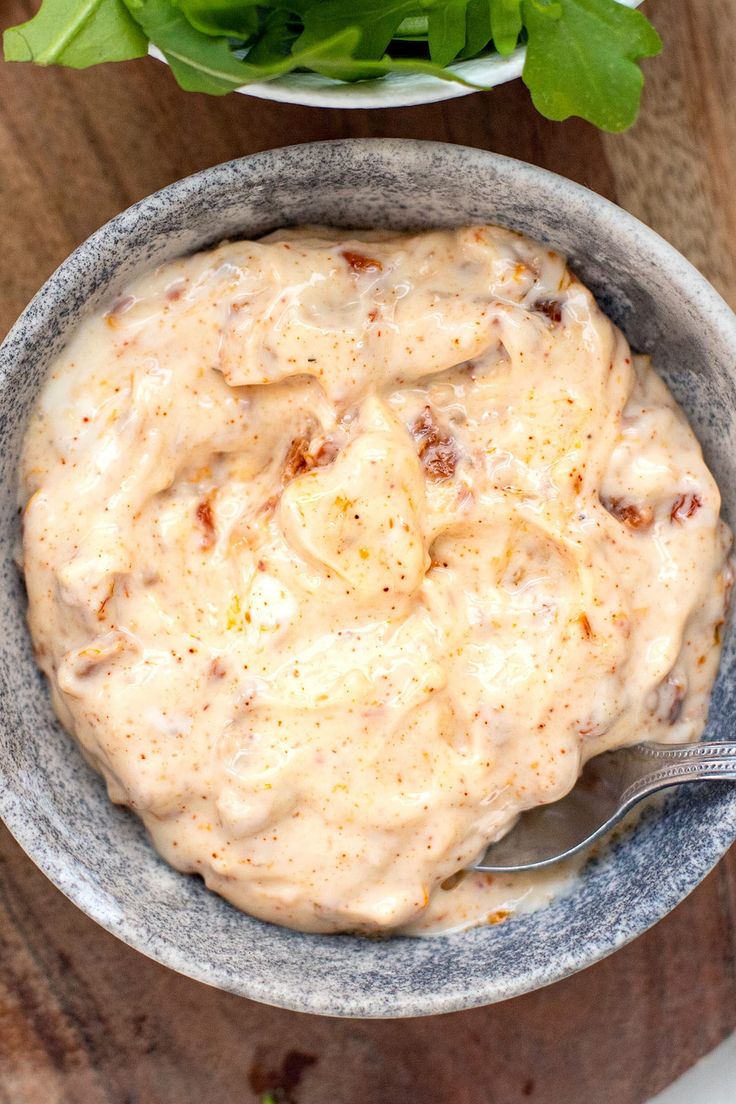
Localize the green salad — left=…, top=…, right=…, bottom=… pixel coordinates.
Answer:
left=3, top=0, right=661, bottom=131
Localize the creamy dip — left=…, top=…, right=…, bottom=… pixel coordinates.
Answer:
left=20, top=226, right=732, bottom=935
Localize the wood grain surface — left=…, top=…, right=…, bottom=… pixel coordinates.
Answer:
left=1, top=1, right=735, bottom=1101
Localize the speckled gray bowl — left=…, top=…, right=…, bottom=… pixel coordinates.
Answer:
left=1, top=140, right=735, bottom=1018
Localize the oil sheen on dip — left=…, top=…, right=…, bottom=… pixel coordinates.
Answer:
left=19, top=226, right=733, bottom=935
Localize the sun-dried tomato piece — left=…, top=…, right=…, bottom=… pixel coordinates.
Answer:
left=423, top=439, right=458, bottom=480
left=534, top=298, right=563, bottom=324
left=282, top=437, right=311, bottom=484
left=282, top=435, right=338, bottom=485
left=196, top=498, right=216, bottom=549
left=602, top=497, right=654, bottom=531
left=341, top=250, right=383, bottom=275
left=670, top=493, right=702, bottom=522
left=411, top=406, right=458, bottom=481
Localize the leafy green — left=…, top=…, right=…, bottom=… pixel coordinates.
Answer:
left=243, top=9, right=296, bottom=66
left=174, top=0, right=259, bottom=39
left=428, top=0, right=469, bottom=66
left=460, top=0, right=493, bottom=59
left=297, top=0, right=418, bottom=61
left=301, top=52, right=476, bottom=86
left=491, top=0, right=522, bottom=55
left=3, top=0, right=663, bottom=131
left=3, top=0, right=147, bottom=66
left=123, top=0, right=361, bottom=92
left=394, top=15, right=430, bottom=39
left=293, top=0, right=478, bottom=83
left=522, top=0, right=662, bottom=130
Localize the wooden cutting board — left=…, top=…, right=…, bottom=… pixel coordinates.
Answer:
left=1, top=1, right=734, bottom=1101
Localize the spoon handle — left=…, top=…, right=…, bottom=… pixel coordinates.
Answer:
left=621, top=741, right=736, bottom=806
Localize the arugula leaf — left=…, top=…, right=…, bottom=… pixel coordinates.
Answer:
left=428, top=0, right=469, bottom=66
left=394, top=15, right=430, bottom=39
left=460, top=0, right=493, bottom=59
left=124, top=0, right=255, bottom=91
left=305, top=52, right=478, bottom=86
left=174, top=0, right=260, bottom=40
left=244, top=9, right=296, bottom=65
left=291, top=0, right=478, bottom=84
left=296, top=0, right=419, bottom=61
left=265, top=0, right=313, bottom=14
left=490, top=0, right=522, bottom=55
left=522, top=0, right=662, bottom=131
left=3, top=0, right=147, bottom=66
left=124, top=0, right=360, bottom=93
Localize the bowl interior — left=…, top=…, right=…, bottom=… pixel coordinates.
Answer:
left=1, top=140, right=735, bottom=1018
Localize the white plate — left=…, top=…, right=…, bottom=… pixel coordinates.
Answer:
left=647, top=1033, right=736, bottom=1104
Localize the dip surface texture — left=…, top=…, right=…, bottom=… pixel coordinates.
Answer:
left=20, top=227, right=732, bottom=934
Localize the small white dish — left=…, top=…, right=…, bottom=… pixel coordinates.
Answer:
left=151, top=0, right=641, bottom=109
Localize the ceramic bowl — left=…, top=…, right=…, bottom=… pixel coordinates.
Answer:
left=1, top=140, right=735, bottom=1018
left=151, top=0, right=641, bottom=109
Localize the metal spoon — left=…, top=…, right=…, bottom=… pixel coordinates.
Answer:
left=472, top=741, right=736, bottom=873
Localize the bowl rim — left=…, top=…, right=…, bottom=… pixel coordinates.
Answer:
left=1, top=139, right=735, bottom=1017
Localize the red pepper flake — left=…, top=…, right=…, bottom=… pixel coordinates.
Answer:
left=96, top=584, right=114, bottom=622
left=196, top=498, right=216, bottom=549
left=411, top=406, right=458, bottom=481
left=341, top=250, right=383, bottom=275
left=579, top=613, right=593, bottom=639
left=670, top=493, right=702, bottom=523
left=602, top=497, right=654, bottom=531
left=209, top=658, right=227, bottom=680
